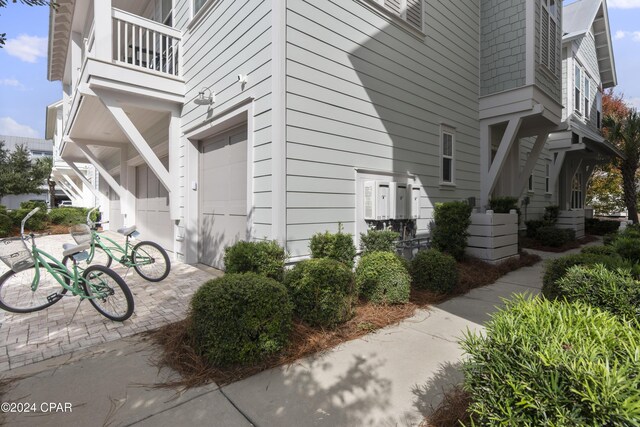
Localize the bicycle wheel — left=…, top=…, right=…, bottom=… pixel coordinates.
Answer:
left=82, top=265, right=134, bottom=321
left=0, top=263, right=68, bottom=313
left=63, top=245, right=112, bottom=270
left=132, top=241, right=171, bottom=282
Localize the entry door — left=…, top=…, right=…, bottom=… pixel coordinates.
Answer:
left=199, top=125, right=248, bottom=269
left=135, top=157, right=173, bottom=251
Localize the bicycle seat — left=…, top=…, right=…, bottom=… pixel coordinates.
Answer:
left=117, top=225, right=137, bottom=237
left=62, top=243, right=90, bottom=258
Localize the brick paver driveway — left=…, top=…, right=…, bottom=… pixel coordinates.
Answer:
left=0, top=232, right=215, bottom=371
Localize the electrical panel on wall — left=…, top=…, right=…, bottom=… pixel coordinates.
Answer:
left=363, top=181, right=390, bottom=220
left=390, top=183, right=408, bottom=219
left=409, top=184, right=421, bottom=219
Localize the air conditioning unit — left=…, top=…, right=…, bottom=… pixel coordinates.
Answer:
left=363, top=181, right=390, bottom=220
left=409, top=184, right=421, bottom=219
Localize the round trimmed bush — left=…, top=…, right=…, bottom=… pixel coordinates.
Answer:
left=48, top=207, right=87, bottom=226
left=611, top=236, right=640, bottom=263
left=411, top=249, right=458, bottom=293
left=224, top=240, right=286, bottom=282
left=557, top=264, right=640, bottom=320
left=355, top=251, right=410, bottom=304
left=542, top=253, right=631, bottom=300
left=284, top=258, right=356, bottom=328
left=536, top=226, right=575, bottom=247
left=10, top=208, right=47, bottom=231
left=359, top=229, right=399, bottom=254
left=462, top=296, right=640, bottom=425
left=190, top=273, right=292, bottom=366
left=309, top=230, right=356, bottom=268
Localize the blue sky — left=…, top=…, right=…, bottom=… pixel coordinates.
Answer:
left=0, top=1, right=639, bottom=139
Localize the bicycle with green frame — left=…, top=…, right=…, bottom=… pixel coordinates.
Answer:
left=0, top=208, right=134, bottom=321
left=63, top=207, right=171, bottom=282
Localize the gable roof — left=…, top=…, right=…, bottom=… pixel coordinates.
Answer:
left=563, top=0, right=617, bottom=88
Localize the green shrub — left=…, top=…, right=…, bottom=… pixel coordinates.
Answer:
left=48, top=207, right=86, bottom=226
left=224, top=240, right=286, bottom=282
left=611, top=235, right=640, bottom=263
left=355, top=251, right=410, bottom=304
left=19, top=200, right=47, bottom=210
left=488, top=196, right=519, bottom=214
left=411, top=249, right=458, bottom=293
left=284, top=258, right=356, bottom=328
left=580, top=245, right=618, bottom=257
left=309, top=229, right=356, bottom=268
left=557, top=264, right=640, bottom=320
left=585, top=218, right=620, bottom=235
left=10, top=208, right=48, bottom=231
left=542, top=253, right=630, bottom=300
left=524, top=220, right=544, bottom=238
left=0, top=205, right=6, bottom=215
left=542, top=204, right=560, bottom=225
left=462, top=296, right=640, bottom=425
left=603, top=233, right=618, bottom=245
left=430, top=201, right=472, bottom=261
left=535, top=226, right=575, bottom=247
left=359, top=229, right=399, bottom=254
left=189, top=273, right=292, bottom=366
left=0, top=213, right=12, bottom=237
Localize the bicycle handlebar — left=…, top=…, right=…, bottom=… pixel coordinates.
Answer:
left=21, top=207, right=40, bottom=238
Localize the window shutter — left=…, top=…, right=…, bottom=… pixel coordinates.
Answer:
left=384, top=0, right=402, bottom=16
left=540, top=6, right=549, bottom=68
left=406, top=0, right=422, bottom=29
left=549, top=17, right=557, bottom=74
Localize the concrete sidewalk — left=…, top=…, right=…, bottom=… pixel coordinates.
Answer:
left=0, top=245, right=593, bottom=426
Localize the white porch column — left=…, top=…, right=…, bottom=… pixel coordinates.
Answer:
left=168, top=108, right=181, bottom=220
left=93, top=0, right=112, bottom=61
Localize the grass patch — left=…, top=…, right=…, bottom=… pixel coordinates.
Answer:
left=150, top=252, right=541, bottom=388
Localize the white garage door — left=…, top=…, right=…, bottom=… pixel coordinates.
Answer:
left=199, top=125, right=248, bottom=269
left=135, top=157, right=173, bottom=252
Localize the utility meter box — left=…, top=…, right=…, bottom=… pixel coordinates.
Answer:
left=363, top=181, right=390, bottom=220
left=390, top=182, right=408, bottom=219
left=409, top=184, right=421, bottom=219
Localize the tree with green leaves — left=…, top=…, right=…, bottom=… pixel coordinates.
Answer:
left=0, top=1, right=54, bottom=47
left=0, top=144, right=52, bottom=200
left=603, top=110, right=640, bottom=223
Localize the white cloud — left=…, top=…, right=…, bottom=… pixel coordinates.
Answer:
left=613, top=30, right=640, bottom=41
left=608, top=0, right=640, bottom=8
left=0, top=78, right=26, bottom=89
left=0, top=117, right=40, bottom=138
left=4, top=34, right=47, bottom=63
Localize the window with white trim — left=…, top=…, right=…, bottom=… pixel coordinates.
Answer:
left=584, top=75, right=590, bottom=119
left=441, top=129, right=454, bottom=184
left=161, top=0, right=172, bottom=26
left=571, top=172, right=583, bottom=209
left=193, top=0, right=207, bottom=16
left=528, top=173, right=534, bottom=192
left=540, top=0, right=559, bottom=75
left=545, top=161, right=551, bottom=193
left=574, top=65, right=582, bottom=114
left=371, top=0, right=423, bottom=30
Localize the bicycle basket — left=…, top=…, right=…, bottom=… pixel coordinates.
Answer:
left=0, top=238, right=34, bottom=272
left=70, top=224, right=92, bottom=245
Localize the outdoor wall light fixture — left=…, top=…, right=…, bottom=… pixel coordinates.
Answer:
left=194, top=87, right=215, bottom=105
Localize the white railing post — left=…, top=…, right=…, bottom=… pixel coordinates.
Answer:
left=93, top=0, right=112, bottom=61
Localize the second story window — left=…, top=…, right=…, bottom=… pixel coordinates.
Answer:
left=574, top=65, right=582, bottom=114
left=540, top=0, right=559, bottom=75
left=194, top=0, right=208, bottom=16
left=372, top=0, right=424, bottom=31
left=596, top=90, right=603, bottom=129
left=584, top=76, right=591, bottom=119
left=545, top=161, right=551, bottom=193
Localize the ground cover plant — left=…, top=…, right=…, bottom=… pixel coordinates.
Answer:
left=461, top=296, right=640, bottom=425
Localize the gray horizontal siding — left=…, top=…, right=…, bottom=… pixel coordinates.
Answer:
left=285, top=0, right=480, bottom=257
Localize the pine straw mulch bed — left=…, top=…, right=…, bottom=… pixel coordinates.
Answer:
left=520, top=234, right=598, bottom=253
left=149, top=252, right=542, bottom=389
left=422, top=385, right=476, bottom=427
